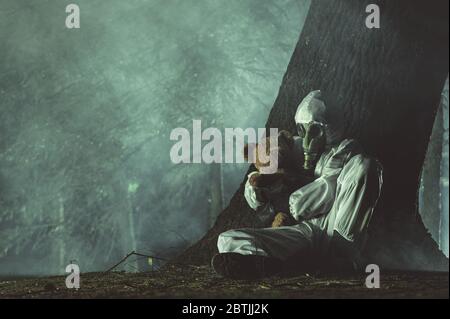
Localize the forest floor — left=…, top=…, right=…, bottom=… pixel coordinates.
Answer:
left=0, top=264, right=448, bottom=299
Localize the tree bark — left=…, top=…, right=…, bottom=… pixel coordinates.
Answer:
left=175, top=0, right=449, bottom=270
left=209, top=163, right=224, bottom=229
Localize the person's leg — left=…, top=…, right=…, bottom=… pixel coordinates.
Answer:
left=217, top=229, right=269, bottom=257
left=328, top=154, right=382, bottom=270
left=213, top=223, right=316, bottom=279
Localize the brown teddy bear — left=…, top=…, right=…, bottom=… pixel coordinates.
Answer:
left=244, top=130, right=307, bottom=228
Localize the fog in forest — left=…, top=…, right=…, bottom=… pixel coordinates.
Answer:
left=0, top=0, right=310, bottom=275
left=0, top=1, right=448, bottom=277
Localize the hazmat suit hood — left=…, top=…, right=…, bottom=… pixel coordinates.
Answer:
left=295, top=90, right=344, bottom=146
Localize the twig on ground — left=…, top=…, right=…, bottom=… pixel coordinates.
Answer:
left=104, top=251, right=168, bottom=273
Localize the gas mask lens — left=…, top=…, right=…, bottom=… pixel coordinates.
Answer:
left=297, top=123, right=306, bottom=138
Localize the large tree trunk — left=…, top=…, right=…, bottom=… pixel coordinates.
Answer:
left=209, top=163, right=224, bottom=229
left=175, top=0, right=449, bottom=270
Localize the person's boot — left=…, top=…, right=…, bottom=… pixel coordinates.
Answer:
left=211, top=252, right=282, bottom=280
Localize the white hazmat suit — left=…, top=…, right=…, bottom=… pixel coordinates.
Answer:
left=217, top=91, right=383, bottom=264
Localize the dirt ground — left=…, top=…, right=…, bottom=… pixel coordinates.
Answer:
left=0, top=265, right=448, bottom=299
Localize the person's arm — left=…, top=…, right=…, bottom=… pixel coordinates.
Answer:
left=289, top=139, right=361, bottom=221
left=288, top=174, right=338, bottom=221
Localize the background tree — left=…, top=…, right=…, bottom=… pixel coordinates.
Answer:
left=439, top=79, right=449, bottom=255
left=420, top=77, right=448, bottom=256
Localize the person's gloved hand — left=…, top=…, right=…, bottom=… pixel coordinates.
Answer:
left=271, top=212, right=296, bottom=228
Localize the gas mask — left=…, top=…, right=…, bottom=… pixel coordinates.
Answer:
left=297, top=121, right=326, bottom=171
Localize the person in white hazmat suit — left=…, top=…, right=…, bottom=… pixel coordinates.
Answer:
left=212, top=90, right=383, bottom=279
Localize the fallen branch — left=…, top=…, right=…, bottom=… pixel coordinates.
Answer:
left=104, top=251, right=168, bottom=273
